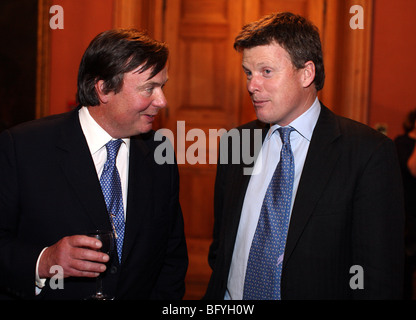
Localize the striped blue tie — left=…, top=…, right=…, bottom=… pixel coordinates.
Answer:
left=243, top=127, right=295, bottom=300
left=100, top=139, right=125, bottom=263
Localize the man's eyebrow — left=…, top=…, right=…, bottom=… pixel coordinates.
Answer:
left=243, top=61, right=271, bottom=69
left=151, top=78, right=168, bottom=85
left=140, top=78, right=169, bottom=88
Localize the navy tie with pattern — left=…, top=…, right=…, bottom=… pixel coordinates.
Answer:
left=243, top=127, right=295, bottom=300
left=100, top=139, right=125, bottom=263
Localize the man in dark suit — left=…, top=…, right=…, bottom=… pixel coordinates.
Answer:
left=0, top=29, right=188, bottom=299
left=205, top=12, right=404, bottom=300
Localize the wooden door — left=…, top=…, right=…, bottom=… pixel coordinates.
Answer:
left=161, top=0, right=245, bottom=299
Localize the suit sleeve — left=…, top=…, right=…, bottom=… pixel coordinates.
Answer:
left=0, top=130, right=43, bottom=299
left=351, top=137, right=405, bottom=299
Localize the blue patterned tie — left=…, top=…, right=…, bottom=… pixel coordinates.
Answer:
left=100, top=139, right=125, bottom=263
left=243, top=127, right=295, bottom=300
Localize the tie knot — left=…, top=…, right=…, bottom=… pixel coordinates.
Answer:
left=105, top=139, right=123, bottom=162
left=277, top=127, right=294, bottom=145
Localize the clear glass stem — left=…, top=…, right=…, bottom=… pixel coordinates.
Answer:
left=95, top=275, right=104, bottom=298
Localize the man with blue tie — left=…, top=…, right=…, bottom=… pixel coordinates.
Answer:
left=204, top=12, right=404, bottom=300
left=0, top=29, right=188, bottom=299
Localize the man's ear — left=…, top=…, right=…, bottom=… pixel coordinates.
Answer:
left=94, top=80, right=111, bottom=104
left=302, top=61, right=316, bottom=88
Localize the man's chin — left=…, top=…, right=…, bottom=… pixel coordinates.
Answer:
left=137, top=124, right=153, bottom=135
left=255, top=111, right=275, bottom=125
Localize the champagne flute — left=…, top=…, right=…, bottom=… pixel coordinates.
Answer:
left=85, top=230, right=114, bottom=300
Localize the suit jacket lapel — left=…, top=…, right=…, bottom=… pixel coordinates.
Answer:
left=121, top=134, right=151, bottom=263
left=223, top=122, right=269, bottom=259
left=283, top=105, right=342, bottom=267
left=56, top=108, right=111, bottom=231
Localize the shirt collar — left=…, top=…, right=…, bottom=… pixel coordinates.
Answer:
left=78, top=106, right=130, bottom=155
left=266, top=97, right=321, bottom=141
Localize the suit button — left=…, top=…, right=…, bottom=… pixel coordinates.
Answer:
left=110, top=265, right=118, bottom=274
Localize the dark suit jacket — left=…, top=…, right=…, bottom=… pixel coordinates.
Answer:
left=205, top=105, right=405, bottom=300
left=0, top=107, right=188, bottom=299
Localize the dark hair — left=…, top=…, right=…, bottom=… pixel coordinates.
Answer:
left=403, top=109, right=416, bottom=134
left=234, top=12, right=325, bottom=91
left=76, top=29, right=169, bottom=106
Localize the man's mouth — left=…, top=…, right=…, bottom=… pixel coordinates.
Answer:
left=142, top=114, right=157, bottom=121
left=252, top=99, right=269, bottom=107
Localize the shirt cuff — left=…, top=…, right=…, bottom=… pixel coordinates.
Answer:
left=35, top=247, right=48, bottom=293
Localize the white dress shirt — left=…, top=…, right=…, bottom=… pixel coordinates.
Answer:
left=78, top=106, right=130, bottom=215
left=225, top=98, right=321, bottom=300
left=35, top=106, right=130, bottom=292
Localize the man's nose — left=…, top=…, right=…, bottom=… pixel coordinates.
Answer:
left=154, top=89, right=167, bottom=109
left=247, top=76, right=261, bottom=94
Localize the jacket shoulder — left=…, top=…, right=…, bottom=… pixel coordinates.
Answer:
left=5, top=110, right=75, bottom=140
left=320, top=104, right=391, bottom=146
left=337, top=113, right=391, bottom=146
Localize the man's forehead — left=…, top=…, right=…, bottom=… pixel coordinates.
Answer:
left=128, top=64, right=167, bottom=81
left=242, top=43, right=291, bottom=65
